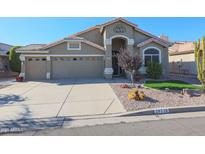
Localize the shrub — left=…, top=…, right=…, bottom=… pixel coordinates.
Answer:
left=128, top=88, right=145, bottom=100
left=9, top=46, right=21, bottom=73
left=146, top=62, right=163, bottom=79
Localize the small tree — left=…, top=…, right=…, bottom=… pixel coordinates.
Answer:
left=117, top=48, right=142, bottom=86
left=9, top=46, right=21, bottom=73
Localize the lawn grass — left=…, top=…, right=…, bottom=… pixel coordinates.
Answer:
left=144, top=80, right=202, bottom=90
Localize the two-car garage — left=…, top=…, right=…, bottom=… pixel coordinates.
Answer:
left=25, top=56, right=104, bottom=80
left=51, top=56, right=104, bottom=79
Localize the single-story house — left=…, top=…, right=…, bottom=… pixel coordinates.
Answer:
left=169, top=42, right=197, bottom=77
left=0, top=43, right=12, bottom=73
left=16, top=18, right=170, bottom=80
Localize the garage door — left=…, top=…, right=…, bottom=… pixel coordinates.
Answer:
left=26, top=57, right=47, bottom=80
left=52, top=57, right=104, bottom=79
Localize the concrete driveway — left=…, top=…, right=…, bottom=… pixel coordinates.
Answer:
left=0, top=79, right=125, bottom=121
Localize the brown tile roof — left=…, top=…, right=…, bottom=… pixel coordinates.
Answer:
left=169, top=42, right=195, bottom=55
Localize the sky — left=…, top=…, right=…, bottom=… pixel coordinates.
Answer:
left=0, top=17, right=205, bottom=46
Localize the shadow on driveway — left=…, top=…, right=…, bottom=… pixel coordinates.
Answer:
left=0, top=94, right=72, bottom=134
left=0, top=103, right=72, bottom=134
left=0, top=94, right=25, bottom=105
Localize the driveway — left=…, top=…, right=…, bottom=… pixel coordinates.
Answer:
left=0, top=79, right=125, bottom=121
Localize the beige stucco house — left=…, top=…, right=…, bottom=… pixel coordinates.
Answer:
left=169, top=42, right=197, bottom=77
left=17, top=18, right=169, bottom=80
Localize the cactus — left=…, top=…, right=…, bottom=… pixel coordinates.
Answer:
left=194, top=37, right=205, bottom=89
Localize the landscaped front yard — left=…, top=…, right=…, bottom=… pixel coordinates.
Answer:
left=110, top=79, right=205, bottom=111
left=144, top=80, right=201, bottom=90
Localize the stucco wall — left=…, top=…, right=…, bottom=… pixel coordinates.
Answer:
left=77, top=28, right=104, bottom=46
left=133, top=31, right=150, bottom=44
left=104, top=21, right=134, bottom=39
left=48, top=42, right=104, bottom=55
left=169, top=53, right=197, bottom=75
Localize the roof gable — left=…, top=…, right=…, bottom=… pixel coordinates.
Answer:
left=137, top=38, right=169, bottom=48
left=100, top=18, right=137, bottom=34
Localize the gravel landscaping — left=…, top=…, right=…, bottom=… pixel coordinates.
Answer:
left=110, top=81, right=205, bottom=111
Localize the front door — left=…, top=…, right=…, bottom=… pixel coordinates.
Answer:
left=112, top=50, right=122, bottom=76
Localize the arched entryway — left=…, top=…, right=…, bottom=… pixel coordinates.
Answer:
left=111, top=37, right=127, bottom=76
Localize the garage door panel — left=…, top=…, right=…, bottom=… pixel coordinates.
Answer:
left=26, top=58, right=47, bottom=80
left=52, top=57, right=103, bottom=79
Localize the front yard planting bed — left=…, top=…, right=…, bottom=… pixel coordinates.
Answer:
left=110, top=81, right=205, bottom=111
left=144, top=80, right=201, bottom=90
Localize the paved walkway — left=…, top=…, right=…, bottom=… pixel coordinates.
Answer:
left=0, top=79, right=125, bottom=122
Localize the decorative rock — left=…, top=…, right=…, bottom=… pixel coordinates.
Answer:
left=165, top=88, right=169, bottom=91
left=137, top=84, right=142, bottom=88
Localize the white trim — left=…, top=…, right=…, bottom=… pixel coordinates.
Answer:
left=16, top=50, right=49, bottom=53
left=67, top=42, right=81, bottom=50
left=104, top=68, right=113, bottom=75
left=110, top=34, right=129, bottom=41
left=142, top=46, right=162, bottom=66
left=108, top=35, right=134, bottom=46
left=22, top=54, right=105, bottom=57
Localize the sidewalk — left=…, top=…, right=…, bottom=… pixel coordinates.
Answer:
left=2, top=104, right=205, bottom=134
left=3, top=111, right=205, bottom=135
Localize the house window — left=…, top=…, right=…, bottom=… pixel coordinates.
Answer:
left=67, top=42, right=81, bottom=50
left=143, top=47, right=161, bottom=66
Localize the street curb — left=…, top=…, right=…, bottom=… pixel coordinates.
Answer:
left=121, top=105, right=205, bottom=116
left=2, top=105, right=205, bottom=134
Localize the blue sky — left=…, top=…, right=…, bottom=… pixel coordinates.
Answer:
left=0, top=17, right=205, bottom=46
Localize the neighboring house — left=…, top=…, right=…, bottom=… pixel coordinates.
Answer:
left=0, top=43, right=12, bottom=72
left=16, top=18, right=170, bottom=80
left=169, top=42, right=197, bottom=77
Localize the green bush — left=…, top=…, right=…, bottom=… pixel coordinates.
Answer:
left=9, top=46, right=21, bottom=73
left=146, top=62, right=163, bottom=79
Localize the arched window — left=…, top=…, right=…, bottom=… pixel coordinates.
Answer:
left=143, top=47, right=161, bottom=66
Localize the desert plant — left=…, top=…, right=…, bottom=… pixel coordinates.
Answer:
left=9, top=46, right=21, bottom=73
left=194, top=37, right=205, bottom=89
left=117, top=48, right=142, bottom=86
left=128, top=88, right=145, bottom=100
left=146, top=62, right=163, bottom=79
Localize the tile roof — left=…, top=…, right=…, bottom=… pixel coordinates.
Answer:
left=169, top=42, right=195, bottom=55
left=17, top=36, right=105, bottom=52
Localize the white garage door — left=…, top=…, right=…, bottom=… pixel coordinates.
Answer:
left=51, top=57, right=104, bottom=79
